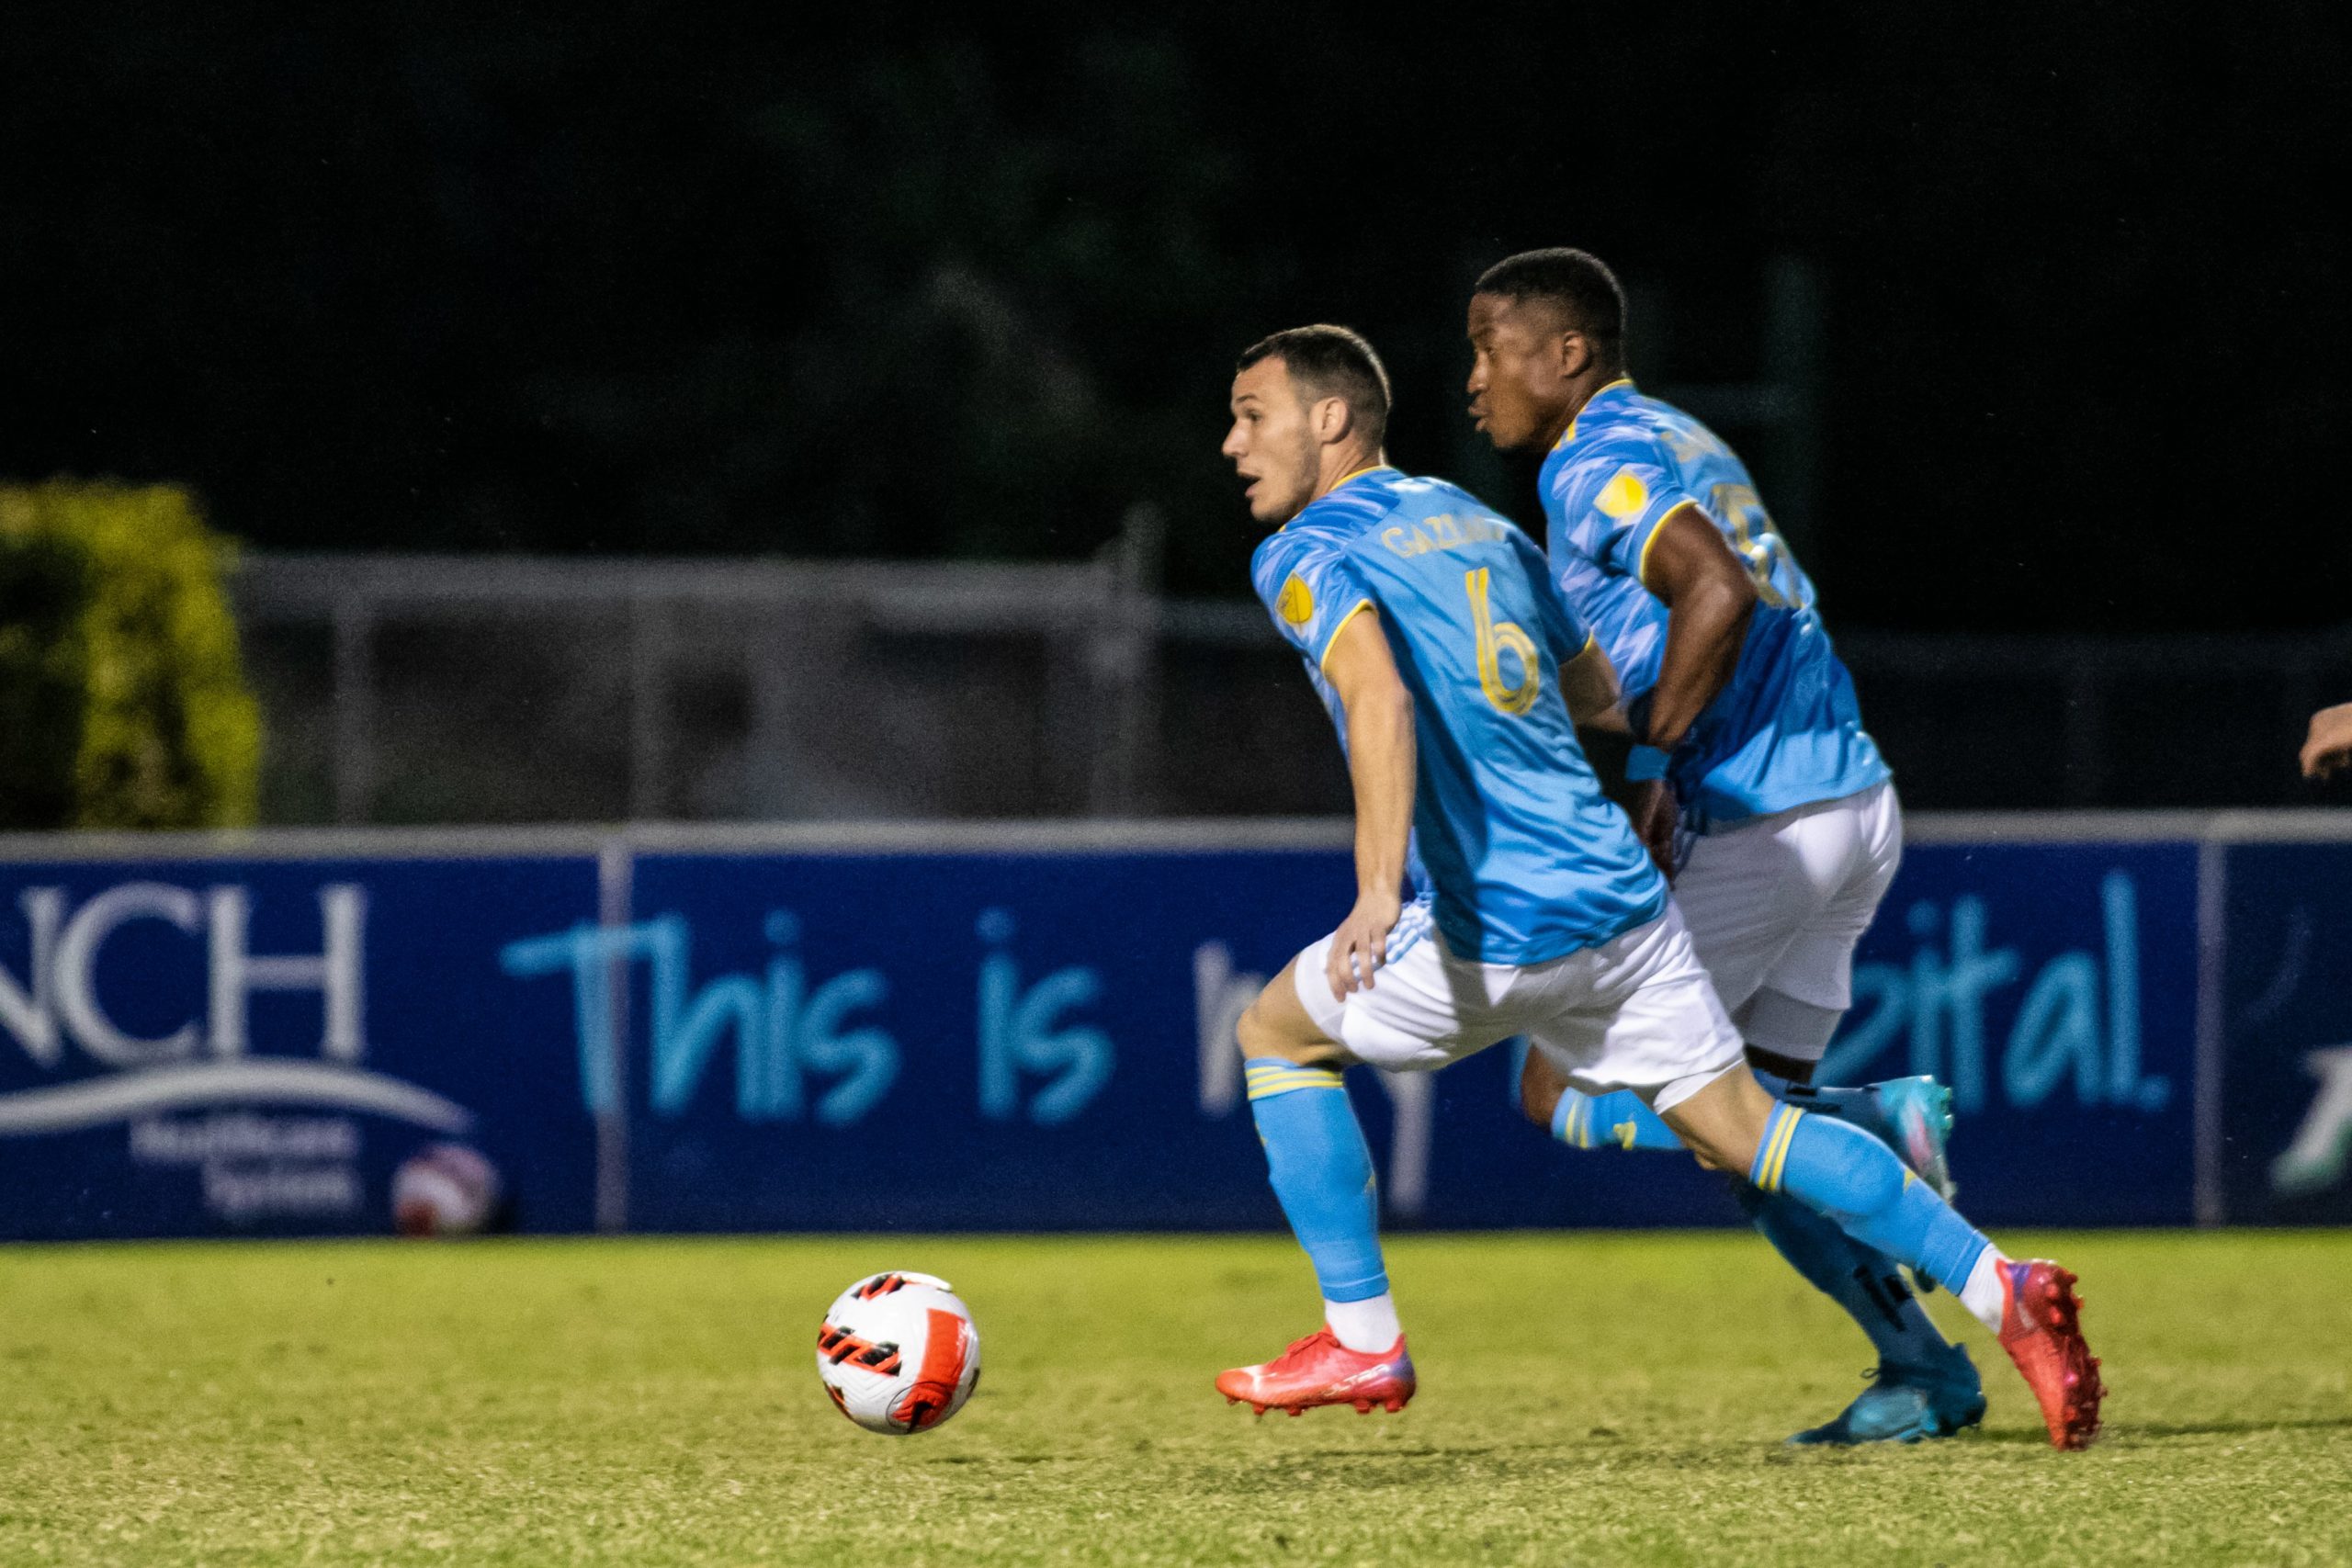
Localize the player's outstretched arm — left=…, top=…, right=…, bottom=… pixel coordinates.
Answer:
left=1321, top=609, right=1414, bottom=1000
left=1636, top=504, right=1757, bottom=753
left=2302, top=702, right=2352, bottom=779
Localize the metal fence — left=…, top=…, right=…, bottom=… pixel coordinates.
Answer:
left=231, top=547, right=2352, bottom=826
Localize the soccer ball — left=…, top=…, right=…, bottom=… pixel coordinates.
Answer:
left=391, top=1143, right=502, bottom=1236
left=816, top=1271, right=981, bottom=1434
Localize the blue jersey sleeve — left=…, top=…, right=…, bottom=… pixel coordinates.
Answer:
left=1252, top=532, right=1377, bottom=671
left=1544, top=434, right=1700, bottom=586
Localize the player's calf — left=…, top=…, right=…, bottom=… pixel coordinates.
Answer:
left=1662, top=1066, right=2105, bottom=1450
left=1219, top=955, right=1409, bottom=1403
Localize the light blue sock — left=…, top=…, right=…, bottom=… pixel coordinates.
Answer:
left=1244, top=1058, right=1387, bottom=1302
left=1550, top=1088, right=1686, bottom=1151
left=1733, top=1184, right=1957, bottom=1370
left=1548, top=1076, right=1959, bottom=1367
left=1752, top=1103, right=1988, bottom=1291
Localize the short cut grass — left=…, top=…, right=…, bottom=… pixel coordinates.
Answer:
left=1476, top=247, right=1628, bottom=367
left=2, top=1230, right=2347, bottom=1565
left=1237, top=324, right=1391, bottom=446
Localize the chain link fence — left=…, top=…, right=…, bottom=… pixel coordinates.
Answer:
left=231, top=542, right=2352, bottom=826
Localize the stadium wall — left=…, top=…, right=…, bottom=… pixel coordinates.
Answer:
left=3, top=814, right=2348, bottom=1240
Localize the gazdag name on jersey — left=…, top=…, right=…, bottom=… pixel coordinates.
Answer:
left=1540, top=379, right=1889, bottom=829
left=1250, top=467, right=1664, bottom=964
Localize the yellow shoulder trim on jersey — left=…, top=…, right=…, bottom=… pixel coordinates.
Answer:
left=1317, top=598, right=1377, bottom=674
left=1634, top=502, right=1687, bottom=590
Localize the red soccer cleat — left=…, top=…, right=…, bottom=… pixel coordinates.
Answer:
left=1216, top=1327, right=1416, bottom=1416
left=1996, top=1259, right=2105, bottom=1450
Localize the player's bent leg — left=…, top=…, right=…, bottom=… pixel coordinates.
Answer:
left=1519, top=1043, right=1683, bottom=1150
left=1736, top=1034, right=1979, bottom=1441
left=1659, top=1068, right=2103, bottom=1450
left=1218, top=955, right=1417, bottom=1416
left=1741, top=1186, right=1985, bottom=1445
left=1742, top=984, right=1957, bottom=1311
left=1741, top=986, right=1958, bottom=1204
left=1234, top=954, right=1348, bottom=1067
left=1723, top=1031, right=1978, bottom=1441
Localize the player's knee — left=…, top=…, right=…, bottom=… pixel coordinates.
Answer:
left=1235, top=994, right=1325, bottom=1066
left=1678, top=1130, right=1741, bottom=1174
left=1233, top=998, right=1277, bottom=1059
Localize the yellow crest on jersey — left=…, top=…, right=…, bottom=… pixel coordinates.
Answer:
left=1596, top=468, right=1649, bottom=519
left=1277, top=574, right=1314, bottom=625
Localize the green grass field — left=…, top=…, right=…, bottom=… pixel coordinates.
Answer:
left=2, top=1232, right=2347, bottom=1566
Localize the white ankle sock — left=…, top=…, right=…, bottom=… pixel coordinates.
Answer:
left=1324, top=1293, right=1402, bottom=1351
left=1959, top=1249, right=2010, bottom=1334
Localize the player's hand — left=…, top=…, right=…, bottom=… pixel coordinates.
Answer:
left=1629, top=779, right=1680, bottom=881
left=1327, top=889, right=1402, bottom=1000
left=2302, top=703, right=2352, bottom=780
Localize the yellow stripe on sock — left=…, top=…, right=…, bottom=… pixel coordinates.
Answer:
left=1760, top=1106, right=1804, bottom=1192
left=1244, top=1066, right=1341, bottom=1086
left=1246, top=1073, right=1342, bottom=1092
left=1244, top=1068, right=1344, bottom=1100
left=1769, top=1104, right=1796, bottom=1189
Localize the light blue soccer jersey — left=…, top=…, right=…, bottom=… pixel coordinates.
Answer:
left=1539, top=379, right=1889, bottom=830
left=1252, top=467, right=1667, bottom=965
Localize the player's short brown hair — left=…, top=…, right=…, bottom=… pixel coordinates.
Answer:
left=1237, top=324, right=1391, bottom=446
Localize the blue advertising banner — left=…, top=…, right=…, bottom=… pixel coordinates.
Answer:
left=510, top=849, right=1372, bottom=1232
left=489, top=837, right=2202, bottom=1235
left=1816, top=841, right=2198, bottom=1225
left=0, top=855, right=602, bottom=1239
left=534, top=847, right=1748, bottom=1234
left=0, top=821, right=2268, bottom=1239
left=2219, top=843, right=2352, bottom=1224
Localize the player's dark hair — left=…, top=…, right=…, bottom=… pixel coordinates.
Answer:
left=1475, top=248, right=1627, bottom=368
left=1236, top=324, right=1391, bottom=446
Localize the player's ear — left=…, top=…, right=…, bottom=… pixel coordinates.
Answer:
left=1556, top=330, right=1592, bottom=380
left=1310, top=395, right=1354, bottom=447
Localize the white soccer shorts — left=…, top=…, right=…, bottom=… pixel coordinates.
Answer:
left=1291, top=902, right=1744, bottom=1105
left=1671, top=779, right=1904, bottom=1059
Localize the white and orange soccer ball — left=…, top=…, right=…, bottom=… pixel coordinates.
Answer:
left=816, top=1271, right=981, bottom=1435
left=391, top=1142, right=502, bottom=1236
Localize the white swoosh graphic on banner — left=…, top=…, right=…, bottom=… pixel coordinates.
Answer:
left=0, top=1063, right=474, bottom=1135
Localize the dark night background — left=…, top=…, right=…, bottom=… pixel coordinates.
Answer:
left=5, top=3, right=2347, bottom=630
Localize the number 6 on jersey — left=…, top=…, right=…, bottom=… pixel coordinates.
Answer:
left=1466, top=567, right=1541, bottom=715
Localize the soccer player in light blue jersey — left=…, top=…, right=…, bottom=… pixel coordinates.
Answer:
left=1216, top=324, right=2101, bottom=1449
left=1466, top=246, right=1980, bottom=1444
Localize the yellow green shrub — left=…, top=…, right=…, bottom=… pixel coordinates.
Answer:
left=0, top=480, right=261, bottom=829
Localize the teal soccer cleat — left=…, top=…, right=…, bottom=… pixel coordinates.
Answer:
left=1772, top=1073, right=1960, bottom=1292
left=1774, top=1075, right=1956, bottom=1201
left=1787, top=1346, right=1987, bottom=1447
left=1870, top=1075, right=1958, bottom=1201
